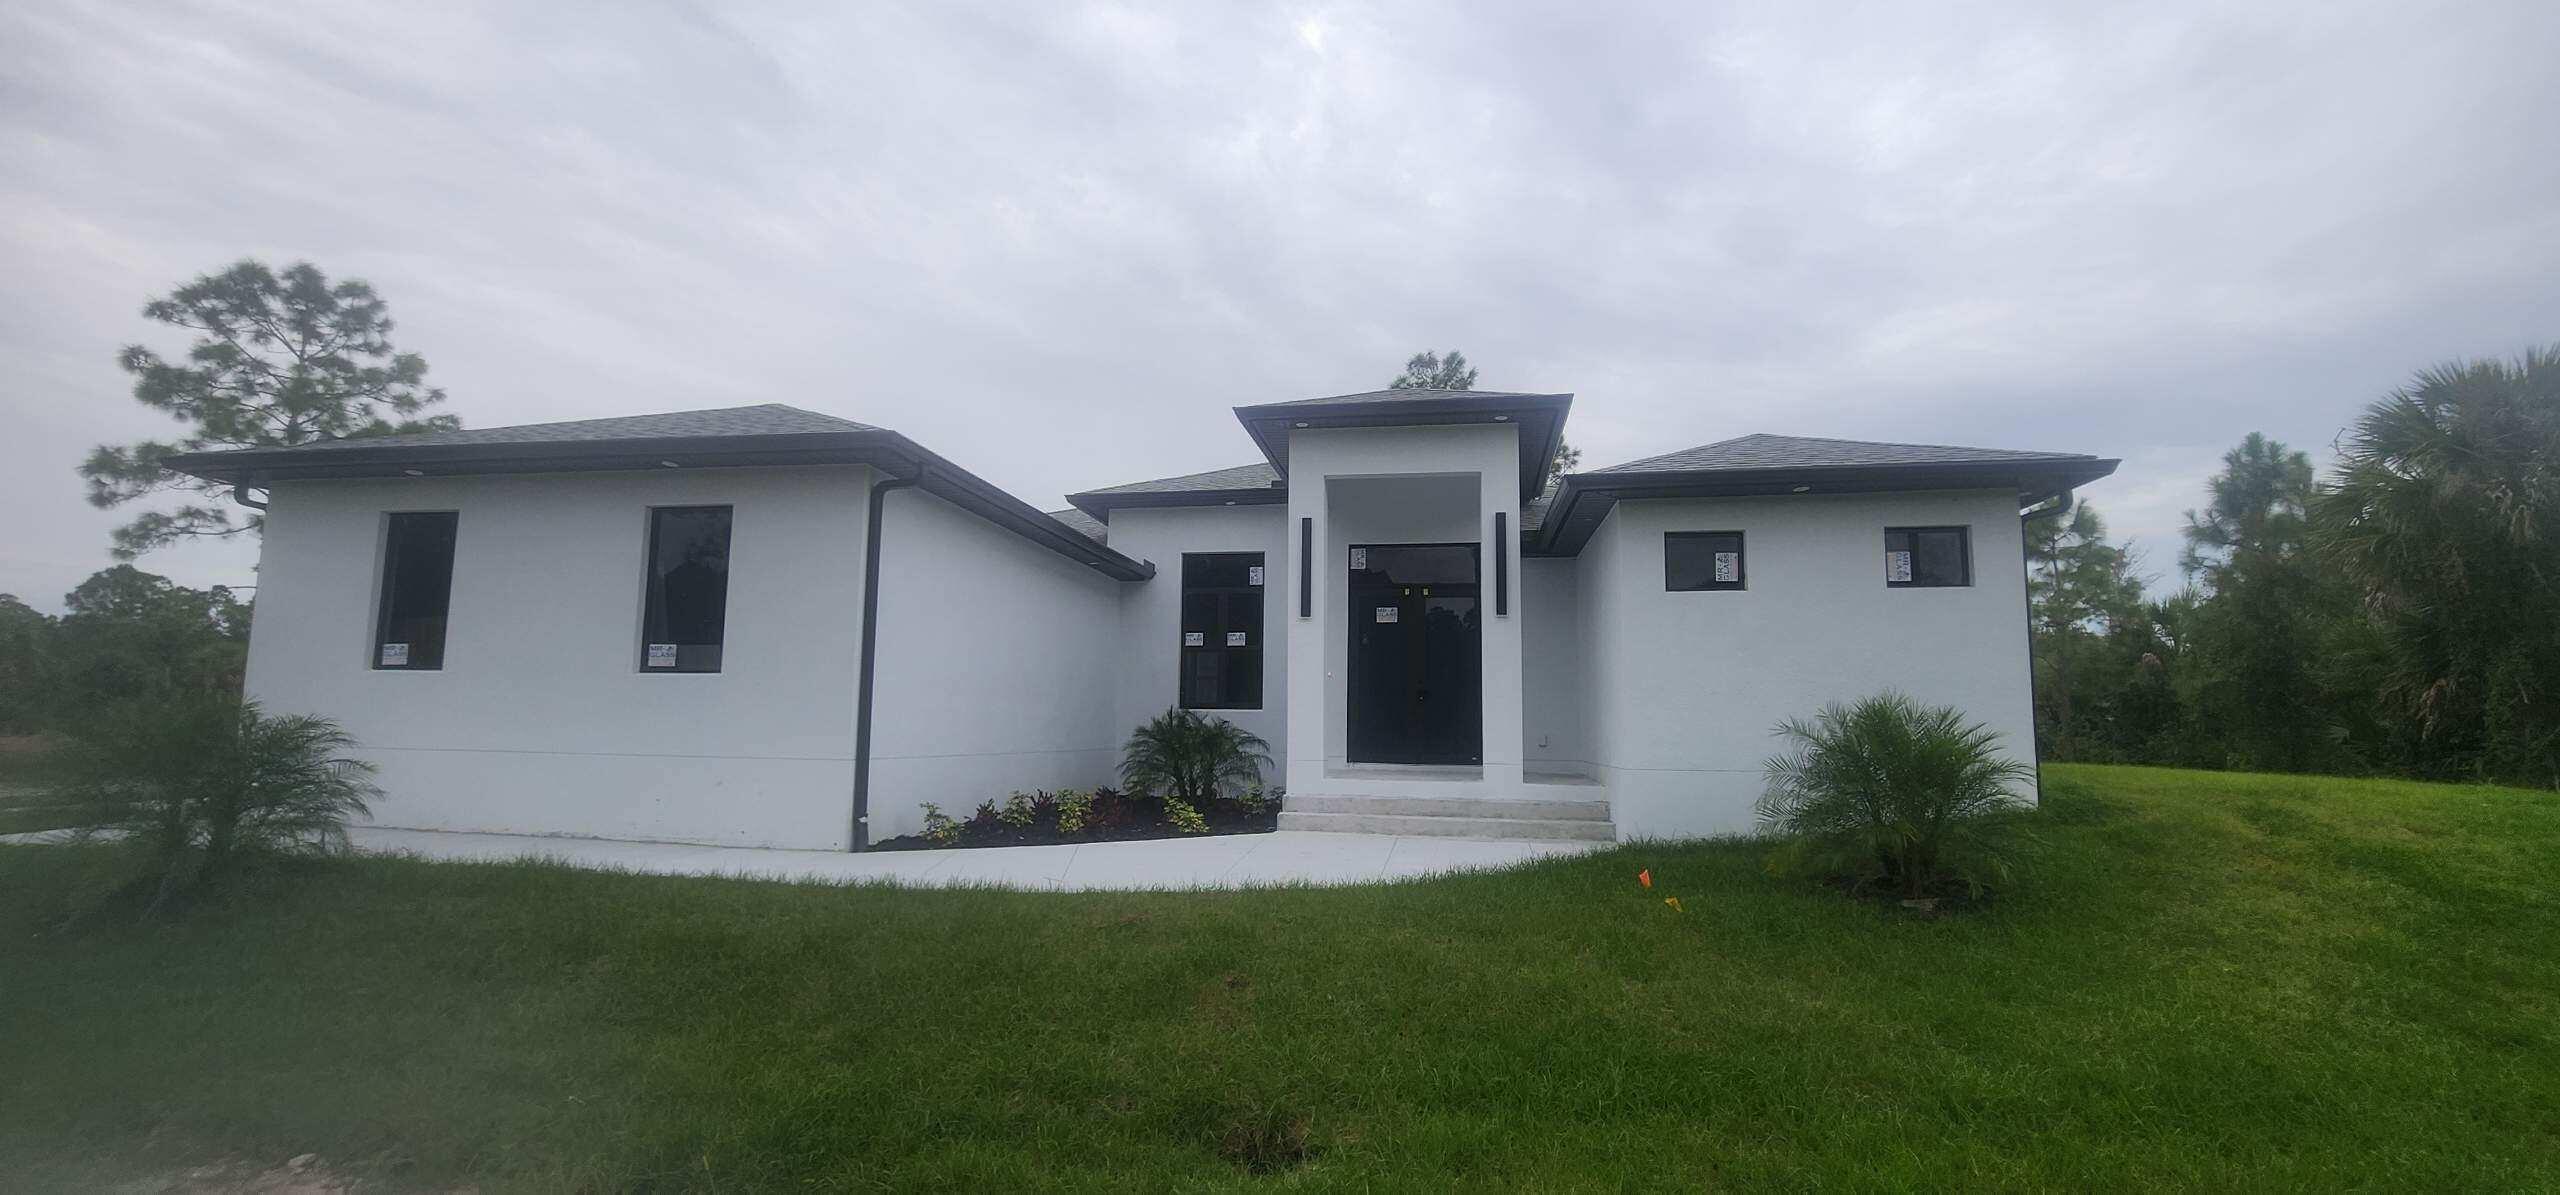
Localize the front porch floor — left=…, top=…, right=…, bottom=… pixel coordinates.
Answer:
left=341, top=826, right=1604, bottom=891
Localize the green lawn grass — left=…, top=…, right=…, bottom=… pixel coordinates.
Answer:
left=1, top=763, right=2555, bottom=1190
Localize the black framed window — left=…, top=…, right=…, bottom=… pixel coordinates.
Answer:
left=373, top=511, right=459, bottom=670
left=1885, top=526, right=1971, bottom=587
left=1666, top=530, right=1745, bottom=591
left=641, top=505, right=732, bottom=673
left=1180, top=552, right=1263, bottom=709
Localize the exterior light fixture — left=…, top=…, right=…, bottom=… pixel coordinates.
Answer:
left=1492, top=415, right=1509, bottom=422
left=1293, top=421, right=1309, bottom=428
left=1791, top=484, right=1812, bottom=493
left=402, top=468, right=425, bottom=477
left=659, top=460, right=681, bottom=469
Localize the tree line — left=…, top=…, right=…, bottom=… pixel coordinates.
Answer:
left=2027, top=347, right=2558, bottom=788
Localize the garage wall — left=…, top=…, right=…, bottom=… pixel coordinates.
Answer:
left=1580, top=488, right=2036, bottom=840
left=245, top=465, right=874, bottom=848
left=863, top=487, right=1126, bottom=840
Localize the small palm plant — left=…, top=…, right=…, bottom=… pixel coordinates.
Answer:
left=1120, top=707, right=1271, bottom=811
left=59, top=695, right=379, bottom=915
left=1756, top=692, right=2034, bottom=901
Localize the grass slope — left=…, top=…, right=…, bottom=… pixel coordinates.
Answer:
left=1, top=764, right=2555, bottom=1190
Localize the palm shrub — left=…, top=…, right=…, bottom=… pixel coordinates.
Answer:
left=1120, top=707, right=1271, bottom=809
left=58, top=695, right=378, bottom=915
left=1756, top=692, right=2035, bottom=900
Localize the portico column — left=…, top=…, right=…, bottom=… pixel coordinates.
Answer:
left=1479, top=462, right=1527, bottom=792
left=1283, top=460, right=1329, bottom=795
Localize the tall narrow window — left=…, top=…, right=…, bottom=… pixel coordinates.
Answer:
left=1884, top=526, right=1971, bottom=587
left=1665, top=530, right=1745, bottom=592
left=641, top=505, right=733, bottom=672
left=1180, top=552, right=1263, bottom=709
left=373, top=511, right=459, bottom=670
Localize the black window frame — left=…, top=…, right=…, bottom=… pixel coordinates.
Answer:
left=1178, top=551, right=1264, bottom=711
left=1884, top=525, right=1972, bottom=588
left=1665, top=530, right=1747, bottom=592
left=639, top=504, right=734, bottom=674
left=372, top=510, right=460, bottom=670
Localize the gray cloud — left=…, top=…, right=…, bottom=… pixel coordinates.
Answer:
left=6, top=0, right=2555, bottom=608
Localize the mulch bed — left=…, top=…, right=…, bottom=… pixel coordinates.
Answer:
left=871, top=787, right=1278, bottom=851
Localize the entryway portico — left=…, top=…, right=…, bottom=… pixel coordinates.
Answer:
left=1232, top=388, right=1613, bottom=840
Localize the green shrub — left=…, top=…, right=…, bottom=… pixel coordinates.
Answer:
left=57, top=695, right=378, bottom=915
left=918, top=803, right=961, bottom=846
left=1120, top=707, right=1271, bottom=807
left=1054, top=789, right=1095, bottom=835
left=1756, top=692, right=2035, bottom=900
left=1161, top=795, right=1209, bottom=835
left=997, top=790, right=1039, bottom=827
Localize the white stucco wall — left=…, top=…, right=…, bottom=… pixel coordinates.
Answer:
left=1577, top=488, right=2038, bottom=840
left=1519, top=557, right=1588, bottom=775
left=862, top=487, right=1126, bottom=840
left=1283, top=424, right=1528, bottom=795
left=245, top=465, right=875, bottom=848
left=1101, top=504, right=1291, bottom=778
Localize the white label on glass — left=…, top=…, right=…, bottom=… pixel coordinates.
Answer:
left=1183, top=632, right=1205, bottom=646
left=646, top=643, right=680, bottom=667
left=1375, top=606, right=1398, bottom=624
left=1887, top=550, right=1913, bottom=582
left=1225, top=631, right=1248, bottom=647
left=1247, top=565, right=1265, bottom=586
left=1349, top=548, right=1368, bottom=570
left=1714, top=551, right=1738, bottom=583
left=378, top=643, right=409, bottom=667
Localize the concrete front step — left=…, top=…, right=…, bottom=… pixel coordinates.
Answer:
left=1276, top=810, right=1619, bottom=842
left=1286, top=794, right=1612, bottom=822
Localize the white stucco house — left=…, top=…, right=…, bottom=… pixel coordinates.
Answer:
left=165, top=388, right=2115, bottom=848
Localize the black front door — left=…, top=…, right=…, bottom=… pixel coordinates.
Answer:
left=1347, top=543, right=1482, bottom=765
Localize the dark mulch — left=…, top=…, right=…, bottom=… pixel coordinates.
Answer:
left=871, top=786, right=1278, bottom=850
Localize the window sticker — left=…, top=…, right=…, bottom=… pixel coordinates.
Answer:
left=1714, top=551, right=1739, bottom=583
left=378, top=643, right=409, bottom=667
left=1225, top=631, right=1248, bottom=647
left=1349, top=548, right=1368, bottom=571
left=1184, top=632, right=1205, bottom=647
left=646, top=643, right=680, bottom=668
left=1375, top=606, right=1398, bottom=623
left=1886, top=550, right=1913, bottom=583
left=1247, top=565, right=1265, bottom=586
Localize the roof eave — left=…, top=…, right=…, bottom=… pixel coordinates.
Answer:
left=1529, top=457, right=2120, bottom=556
left=1229, top=391, right=1574, bottom=502
left=163, top=428, right=1158, bottom=582
left=1062, top=488, right=1289, bottom=519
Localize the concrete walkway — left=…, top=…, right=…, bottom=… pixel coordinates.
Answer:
left=343, top=826, right=1605, bottom=891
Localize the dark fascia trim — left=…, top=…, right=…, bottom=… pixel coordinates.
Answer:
left=163, top=428, right=1157, bottom=582
left=1527, top=457, right=2121, bottom=557
left=1061, top=486, right=1288, bottom=520
left=1230, top=392, right=1572, bottom=503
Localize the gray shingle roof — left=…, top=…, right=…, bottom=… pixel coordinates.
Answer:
left=1592, top=433, right=2096, bottom=475
left=1251, top=387, right=1560, bottom=408
left=1044, top=508, right=1107, bottom=542
left=1076, top=462, right=1281, bottom=496
left=271, top=403, right=879, bottom=453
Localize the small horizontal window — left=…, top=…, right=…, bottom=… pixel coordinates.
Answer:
left=1666, top=531, right=1745, bottom=591
left=374, top=511, right=459, bottom=670
left=641, top=505, right=732, bottom=672
left=1885, top=526, right=1970, bottom=588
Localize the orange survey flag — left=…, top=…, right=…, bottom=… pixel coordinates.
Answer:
left=1664, top=897, right=1684, bottom=913
left=1637, top=869, right=1652, bottom=889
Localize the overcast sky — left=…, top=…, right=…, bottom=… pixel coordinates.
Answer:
left=5, top=0, right=2555, bottom=611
